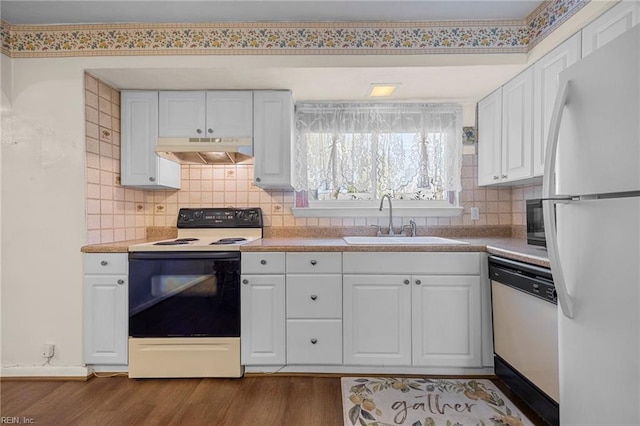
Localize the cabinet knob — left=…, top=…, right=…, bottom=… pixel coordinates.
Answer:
left=255, top=177, right=262, bottom=183
left=208, top=128, right=213, bottom=134
left=415, top=279, right=422, bottom=285
left=501, top=174, right=508, bottom=179
left=196, top=128, right=202, bottom=134
left=149, top=176, right=156, bottom=182
left=117, top=279, right=125, bottom=285
left=242, top=279, right=249, bottom=285
left=310, top=338, right=318, bottom=344
left=404, top=279, right=410, bottom=285
left=493, top=176, right=499, bottom=180
left=310, top=260, right=317, bottom=265
left=100, top=260, right=108, bottom=266
left=260, top=259, right=267, bottom=265
left=310, top=295, right=318, bottom=301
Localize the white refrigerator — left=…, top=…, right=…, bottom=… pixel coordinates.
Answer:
left=543, top=25, right=640, bottom=426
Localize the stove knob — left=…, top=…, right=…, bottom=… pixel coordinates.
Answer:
left=194, top=210, right=203, bottom=219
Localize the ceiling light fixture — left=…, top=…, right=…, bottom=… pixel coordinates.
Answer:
left=368, top=84, right=399, bottom=97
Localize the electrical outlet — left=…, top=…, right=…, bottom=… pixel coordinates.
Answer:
left=471, top=207, right=480, bottom=221
left=41, top=344, right=55, bottom=358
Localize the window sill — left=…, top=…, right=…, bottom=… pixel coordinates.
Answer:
left=291, top=205, right=463, bottom=218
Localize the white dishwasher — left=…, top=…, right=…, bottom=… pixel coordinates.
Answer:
left=489, top=256, right=559, bottom=426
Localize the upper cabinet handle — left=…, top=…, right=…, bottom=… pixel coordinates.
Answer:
left=415, top=279, right=422, bottom=285
left=404, top=279, right=410, bottom=285
left=100, top=260, right=108, bottom=266
left=260, top=259, right=267, bottom=265
left=208, top=128, right=213, bottom=134
left=310, top=295, right=318, bottom=301
left=196, top=128, right=202, bottom=134
left=310, top=260, right=317, bottom=265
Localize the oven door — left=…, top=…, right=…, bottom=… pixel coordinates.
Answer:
left=128, top=251, right=240, bottom=338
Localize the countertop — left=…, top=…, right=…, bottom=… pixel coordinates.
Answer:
left=82, top=236, right=549, bottom=268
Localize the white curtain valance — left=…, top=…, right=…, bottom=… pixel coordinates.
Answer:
left=294, top=103, right=462, bottom=202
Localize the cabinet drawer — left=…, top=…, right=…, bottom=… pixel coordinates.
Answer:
left=241, top=252, right=285, bottom=274
left=83, top=253, right=128, bottom=274
left=286, top=320, right=342, bottom=365
left=287, top=275, right=342, bottom=319
left=286, top=252, right=342, bottom=274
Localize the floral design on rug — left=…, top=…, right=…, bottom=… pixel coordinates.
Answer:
left=342, top=377, right=533, bottom=426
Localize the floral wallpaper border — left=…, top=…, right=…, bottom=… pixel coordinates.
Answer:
left=0, top=0, right=588, bottom=57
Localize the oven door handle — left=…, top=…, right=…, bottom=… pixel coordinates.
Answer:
left=129, top=251, right=240, bottom=260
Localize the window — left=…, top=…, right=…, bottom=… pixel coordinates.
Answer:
left=293, top=103, right=463, bottom=216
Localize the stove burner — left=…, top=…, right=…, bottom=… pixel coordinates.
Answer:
left=153, top=238, right=199, bottom=246
left=209, top=237, right=247, bottom=245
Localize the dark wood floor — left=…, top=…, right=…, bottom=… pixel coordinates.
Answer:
left=1, top=375, right=546, bottom=425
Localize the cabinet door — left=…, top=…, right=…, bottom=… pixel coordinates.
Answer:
left=533, top=33, right=581, bottom=176
left=240, top=274, right=286, bottom=365
left=158, top=91, right=206, bottom=137
left=253, top=91, right=295, bottom=190
left=582, top=1, right=640, bottom=57
left=501, top=67, right=533, bottom=183
left=343, top=275, right=411, bottom=366
left=411, top=275, right=482, bottom=367
left=83, top=275, right=128, bottom=364
left=121, top=91, right=181, bottom=189
left=477, top=88, right=502, bottom=186
left=205, top=91, right=253, bottom=137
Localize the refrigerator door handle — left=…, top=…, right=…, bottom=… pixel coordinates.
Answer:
left=543, top=79, right=570, bottom=200
left=543, top=199, right=574, bottom=319
left=542, top=78, right=574, bottom=319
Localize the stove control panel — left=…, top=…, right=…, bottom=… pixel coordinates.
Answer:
left=177, top=207, right=263, bottom=228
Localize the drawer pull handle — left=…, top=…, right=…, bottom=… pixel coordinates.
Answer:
left=117, top=279, right=125, bottom=285
left=404, top=279, right=410, bottom=285
left=100, top=260, right=108, bottom=266
left=310, top=260, right=317, bottom=265
left=415, top=279, right=422, bottom=285
left=310, top=338, right=318, bottom=344
left=242, top=279, right=249, bottom=285
left=310, top=295, right=318, bottom=301
left=260, top=260, right=267, bottom=265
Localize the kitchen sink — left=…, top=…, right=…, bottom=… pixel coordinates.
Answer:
left=343, top=236, right=469, bottom=245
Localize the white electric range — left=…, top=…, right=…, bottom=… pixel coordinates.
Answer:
left=129, top=207, right=263, bottom=252
left=127, top=207, right=263, bottom=378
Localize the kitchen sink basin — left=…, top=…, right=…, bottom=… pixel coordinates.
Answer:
left=343, top=236, right=469, bottom=245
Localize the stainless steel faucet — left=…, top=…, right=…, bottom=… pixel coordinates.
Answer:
left=379, top=194, right=395, bottom=236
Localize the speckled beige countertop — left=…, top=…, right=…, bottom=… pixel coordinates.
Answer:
left=81, top=235, right=549, bottom=268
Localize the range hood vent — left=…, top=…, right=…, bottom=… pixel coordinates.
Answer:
left=156, top=137, right=253, bottom=165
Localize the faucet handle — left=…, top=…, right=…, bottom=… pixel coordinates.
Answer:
left=371, top=225, right=382, bottom=236
left=409, top=220, right=417, bottom=237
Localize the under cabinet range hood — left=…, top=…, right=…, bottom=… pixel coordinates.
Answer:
left=156, top=137, right=253, bottom=165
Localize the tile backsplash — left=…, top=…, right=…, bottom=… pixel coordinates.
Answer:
left=85, top=74, right=538, bottom=244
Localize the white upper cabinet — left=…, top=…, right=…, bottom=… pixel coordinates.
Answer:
left=582, top=1, right=640, bottom=57
left=121, top=91, right=181, bottom=189
left=159, top=91, right=252, bottom=138
left=501, top=67, right=534, bottom=183
left=477, top=88, right=503, bottom=186
left=533, top=33, right=582, bottom=176
left=478, top=67, right=534, bottom=187
left=253, top=90, right=295, bottom=190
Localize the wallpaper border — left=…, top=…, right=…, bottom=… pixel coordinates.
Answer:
left=0, top=0, right=589, bottom=58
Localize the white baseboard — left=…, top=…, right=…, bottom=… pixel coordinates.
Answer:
left=245, top=365, right=495, bottom=375
left=1, top=365, right=89, bottom=378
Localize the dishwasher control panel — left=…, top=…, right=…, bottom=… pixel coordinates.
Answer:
left=489, top=256, right=557, bottom=304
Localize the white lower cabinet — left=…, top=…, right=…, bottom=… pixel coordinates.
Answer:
left=411, top=275, right=482, bottom=367
left=241, top=251, right=489, bottom=371
left=343, top=275, right=412, bottom=366
left=241, top=253, right=286, bottom=365
left=83, top=253, right=128, bottom=365
left=286, top=252, right=343, bottom=365
left=343, top=252, right=486, bottom=369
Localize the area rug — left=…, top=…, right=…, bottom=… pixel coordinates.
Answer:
left=341, top=377, right=534, bottom=426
